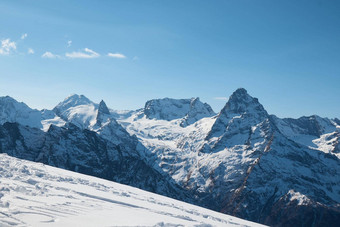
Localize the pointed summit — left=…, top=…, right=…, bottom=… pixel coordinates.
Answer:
left=96, top=100, right=111, bottom=126
left=205, top=88, right=269, bottom=143
left=98, top=100, right=110, bottom=115
left=221, top=88, right=267, bottom=116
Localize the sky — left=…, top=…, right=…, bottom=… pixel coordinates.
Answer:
left=0, top=0, right=339, bottom=118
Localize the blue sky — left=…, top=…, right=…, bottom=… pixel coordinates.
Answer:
left=0, top=0, right=339, bottom=118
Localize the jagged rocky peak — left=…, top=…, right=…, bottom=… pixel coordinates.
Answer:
left=221, top=88, right=267, bottom=116
left=205, top=88, right=270, bottom=141
left=190, top=97, right=214, bottom=114
left=181, top=98, right=215, bottom=126
left=96, top=100, right=111, bottom=126
left=98, top=100, right=110, bottom=115
left=143, top=97, right=215, bottom=122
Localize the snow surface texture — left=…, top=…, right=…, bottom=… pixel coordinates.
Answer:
left=0, top=154, right=265, bottom=227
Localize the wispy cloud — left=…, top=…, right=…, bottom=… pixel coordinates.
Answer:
left=0, top=38, right=17, bottom=55
left=213, top=97, right=228, bottom=101
left=132, top=56, right=139, bottom=61
left=66, top=48, right=100, bottom=59
left=28, top=48, right=34, bottom=54
left=67, top=40, right=72, bottom=47
left=21, top=33, right=28, bottom=40
left=42, top=51, right=60, bottom=59
left=107, top=52, right=126, bottom=59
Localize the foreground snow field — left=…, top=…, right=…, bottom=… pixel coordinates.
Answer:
left=0, top=154, right=265, bottom=227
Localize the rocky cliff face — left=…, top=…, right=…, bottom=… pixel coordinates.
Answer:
left=0, top=90, right=339, bottom=227
left=203, top=88, right=271, bottom=152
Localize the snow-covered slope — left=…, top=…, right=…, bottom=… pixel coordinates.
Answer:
left=0, top=154, right=265, bottom=227
left=53, top=94, right=98, bottom=129
left=0, top=96, right=65, bottom=131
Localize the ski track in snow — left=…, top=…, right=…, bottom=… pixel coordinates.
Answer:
left=0, top=154, right=265, bottom=227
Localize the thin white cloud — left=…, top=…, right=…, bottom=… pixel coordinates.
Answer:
left=28, top=48, right=34, bottom=54
left=0, top=38, right=17, bottom=55
left=107, top=52, right=126, bottom=59
left=132, top=56, right=139, bottom=61
left=213, top=97, right=228, bottom=101
left=67, top=40, right=72, bottom=47
left=41, top=51, right=59, bottom=59
left=66, top=48, right=100, bottom=59
left=21, top=33, right=28, bottom=40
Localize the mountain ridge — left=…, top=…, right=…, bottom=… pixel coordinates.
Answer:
left=0, top=88, right=339, bottom=226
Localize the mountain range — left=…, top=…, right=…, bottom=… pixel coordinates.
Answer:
left=0, top=88, right=339, bottom=226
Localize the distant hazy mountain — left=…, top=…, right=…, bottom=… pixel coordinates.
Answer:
left=0, top=88, right=339, bottom=226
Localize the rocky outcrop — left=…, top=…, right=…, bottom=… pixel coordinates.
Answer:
left=143, top=97, right=215, bottom=125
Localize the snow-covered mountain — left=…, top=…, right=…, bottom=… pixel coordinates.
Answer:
left=0, top=96, right=65, bottom=131
left=142, top=97, right=215, bottom=126
left=0, top=153, right=264, bottom=227
left=118, top=88, right=340, bottom=226
left=0, top=95, right=189, bottom=204
left=0, top=89, right=339, bottom=226
left=271, top=115, right=340, bottom=158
